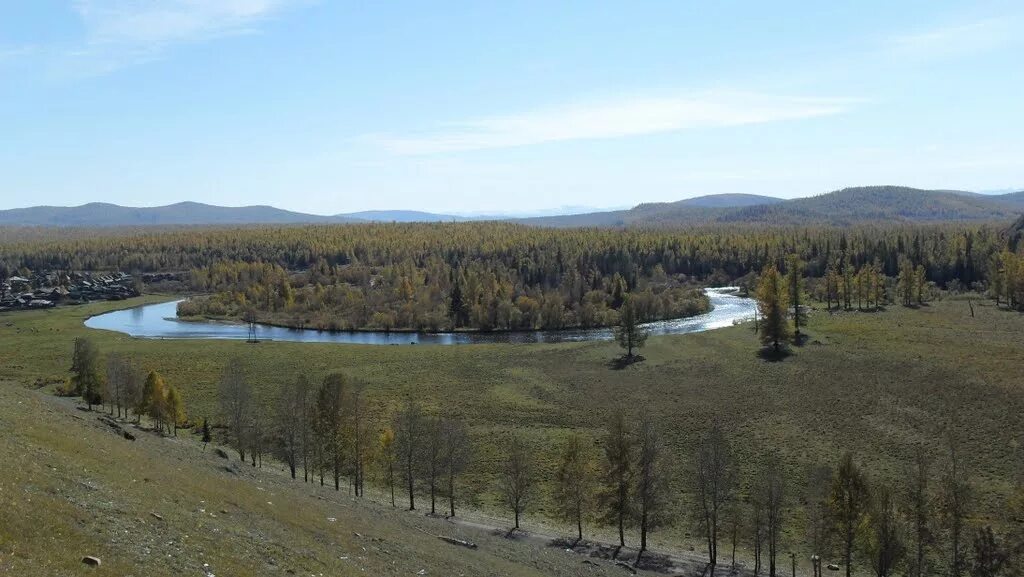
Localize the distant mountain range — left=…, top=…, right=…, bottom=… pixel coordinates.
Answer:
left=0, top=187, right=1021, bottom=228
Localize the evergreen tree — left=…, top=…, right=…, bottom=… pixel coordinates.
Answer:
left=614, top=296, right=648, bottom=358
left=757, top=265, right=791, bottom=351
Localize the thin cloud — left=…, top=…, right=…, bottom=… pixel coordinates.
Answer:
left=74, top=0, right=300, bottom=46
left=374, top=92, right=856, bottom=155
left=887, top=17, right=1015, bottom=62
left=61, top=0, right=307, bottom=74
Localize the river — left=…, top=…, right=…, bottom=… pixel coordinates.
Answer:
left=84, top=287, right=756, bottom=345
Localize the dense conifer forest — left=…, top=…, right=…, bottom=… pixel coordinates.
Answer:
left=2, top=220, right=1024, bottom=329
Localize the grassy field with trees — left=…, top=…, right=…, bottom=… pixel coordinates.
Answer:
left=2, top=284, right=1023, bottom=574
left=3, top=217, right=1024, bottom=574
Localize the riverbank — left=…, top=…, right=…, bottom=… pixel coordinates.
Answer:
left=84, top=288, right=749, bottom=345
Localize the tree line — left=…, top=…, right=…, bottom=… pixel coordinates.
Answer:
left=63, top=342, right=1024, bottom=575
left=207, top=356, right=1024, bottom=576
left=68, top=337, right=186, bottom=435
left=4, top=222, right=1024, bottom=328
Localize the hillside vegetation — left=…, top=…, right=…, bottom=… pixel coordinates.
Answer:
left=526, top=186, right=1024, bottom=227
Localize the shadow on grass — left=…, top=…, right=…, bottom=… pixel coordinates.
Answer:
left=757, top=346, right=792, bottom=362
left=607, top=354, right=645, bottom=370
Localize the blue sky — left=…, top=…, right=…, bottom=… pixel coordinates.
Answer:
left=1, top=1, right=1022, bottom=214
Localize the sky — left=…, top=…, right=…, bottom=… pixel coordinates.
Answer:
left=1, top=1, right=1023, bottom=215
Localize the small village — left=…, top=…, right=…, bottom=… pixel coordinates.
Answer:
left=0, top=271, right=138, bottom=311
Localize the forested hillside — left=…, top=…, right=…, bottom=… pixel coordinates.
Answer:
left=525, top=186, right=1024, bottom=227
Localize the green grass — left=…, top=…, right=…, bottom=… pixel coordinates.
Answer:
left=1, top=381, right=655, bottom=576
left=2, top=294, right=1024, bottom=558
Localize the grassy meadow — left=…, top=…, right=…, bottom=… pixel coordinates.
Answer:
left=2, top=293, right=1024, bottom=556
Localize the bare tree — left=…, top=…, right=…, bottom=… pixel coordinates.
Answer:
left=379, top=427, right=397, bottom=507
left=554, top=433, right=595, bottom=543
left=394, top=397, right=423, bottom=510
left=441, top=418, right=471, bottom=518
left=350, top=382, right=368, bottom=496
left=275, top=373, right=309, bottom=479
left=940, top=437, right=971, bottom=577
left=905, top=445, right=933, bottom=577
left=694, top=422, right=736, bottom=572
left=105, top=353, right=140, bottom=419
left=806, top=465, right=833, bottom=577
left=499, top=434, right=534, bottom=532
left=759, top=452, right=786, bottom=577
left=633, top=412, right=671, bottom=562
left=218, top=357, right=252, bottom=462
left=598, top=409, right=634, bottom=551
left=751, top=489, right=767, bottom=575
left=315, top=373, right=348, bottom=490
left=423, top=416, right=444, bottom=515
left=867, top=484, right=906, bottom=577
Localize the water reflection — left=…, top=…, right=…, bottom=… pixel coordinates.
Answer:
left=85, top=287, right=756, bottom=345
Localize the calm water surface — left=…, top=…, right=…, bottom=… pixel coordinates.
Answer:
left=85, top=287, right=755, bottom=345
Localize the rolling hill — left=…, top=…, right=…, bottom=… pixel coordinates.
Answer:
left=1, top=187, right=1020, bottom=227
left=522, top=186, right=1024, bottom=227
left=0, top=202, right=351, bottom=227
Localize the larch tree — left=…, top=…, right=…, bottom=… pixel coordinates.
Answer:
left=70, top=337, right=104, bottom=410
left=598, top=409, right=634, bottom=550
left=440, top=417, right=471, bottom=518
left=633, top=412, right=671, bottom=562
left=218, top=357, right=253, bottom=462
left=914, top=265, right=928, bottom=305
left=751, top=486, right=767, bottom=575
left=165, top=384, right=185, bottom=436
left=104, top=352, right=135, bottom=418
left=275, top=373, right=308, bottom=479
left=350, top=382, right=368, bottom=497
left=757, top=265, right=791, bottom=351
left=499, top=433, right=534, bottom=532
left=759, top=452, right=786, bottom=577
left=806, top=465, right=833, bottom=577
left=315, top=373, right=348, bottom=490
left=906, top=446, right=934, bottom=577
left=940, top=437, right=971, bottom=577
left=394, top=397, right=423, bottom=510
left=614, top=296, right=648, bottom=359
left=379, top=427, right=397, bottom=507
left=785, top=254, right=807, bottom=337
left=423, top=416, right=444, bottom=515
left=554, top=433, right=595, bottom=543
left=141, top=370, right=168, bottom=432
left=693, top=422, right=736, bottom=571
left=866, top=484, right=906, bottom=577
left=898, top=258, right=915, bottom=306
left=829, top=453, right=871, bottom=577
